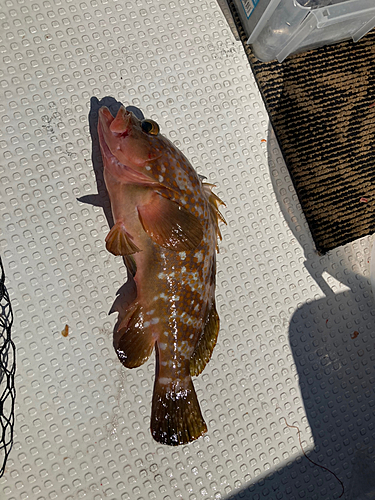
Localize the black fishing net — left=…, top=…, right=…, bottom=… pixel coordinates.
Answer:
left=0, top=257, right=15, bottom=476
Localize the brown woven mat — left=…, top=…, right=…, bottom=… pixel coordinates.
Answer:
left=228, top=1, right=375, bottom=254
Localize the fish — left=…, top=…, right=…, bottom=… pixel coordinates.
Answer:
left=97, top=105, right=225, bottom=445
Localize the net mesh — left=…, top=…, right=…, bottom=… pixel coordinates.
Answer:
left=0, top=257, right=15, bottom=477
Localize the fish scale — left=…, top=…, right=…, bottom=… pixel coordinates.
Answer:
left=97, top=105, right=225, bottom=445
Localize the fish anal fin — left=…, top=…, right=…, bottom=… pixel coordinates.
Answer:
left=138, top=193, right=203, bottom=251
left=190, top=302, right=220, bottom=377
left=105, top=222, right=140, bottom=256
left=114, top=303, right=155, bottom=368
left=151, top=372, right=207, bottom=445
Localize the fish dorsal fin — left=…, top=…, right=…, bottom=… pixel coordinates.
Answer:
left=105, top=222, right=141, bottom=256
left=190, top=301, right=220, bottom=377
left=202, top=183, right=226, bottom=245
left=114, top=302, right=155, bottom=368
left=138, top=192, right=203, bottom=251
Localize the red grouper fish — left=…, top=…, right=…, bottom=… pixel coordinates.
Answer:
left=97, top=105, right=225, bottom=445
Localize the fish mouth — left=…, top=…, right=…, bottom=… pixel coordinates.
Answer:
left=97, top=116, right=162, bottom=186
left=98, top=106, right=131, bottom=140
left=118, top=130, right=129, bottom=138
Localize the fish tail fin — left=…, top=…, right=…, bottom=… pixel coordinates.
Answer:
left=151, top=370, right=207, bottom=445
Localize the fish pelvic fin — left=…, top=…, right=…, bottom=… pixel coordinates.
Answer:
left=151, top=372, right=207, bottom=446
left=105, top=222, right=141, bottom=256
left=123, top=255, right=137, bottom=277
left=114, top=303, right=155, bottom=368
left=138, top=192, right=203, bottom=251
left=190, top=301, right=220, bottom=377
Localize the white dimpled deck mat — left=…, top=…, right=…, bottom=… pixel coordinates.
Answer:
left=1, top=0, right=375, bottom=499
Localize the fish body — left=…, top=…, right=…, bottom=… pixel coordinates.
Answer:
left=97, top=105, right=224, bottom=445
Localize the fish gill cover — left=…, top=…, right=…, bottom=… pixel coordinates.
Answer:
left=0, top=257, right=15, bottom=476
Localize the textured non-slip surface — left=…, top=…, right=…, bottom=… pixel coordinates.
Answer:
left=228, top=0, right=375, bottom=254
left=1, top=1, right=375, bottom=499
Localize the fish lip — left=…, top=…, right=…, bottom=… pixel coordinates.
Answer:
left=97, top=106, right=164, bottom=185
left=98, top=119, right=162, bottom=185
left=98, top=106, right=131, bottom=137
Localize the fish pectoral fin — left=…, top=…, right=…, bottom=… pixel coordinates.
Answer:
left=190, top=301, right=220, bottom=377
left=151, top=371, right=207, bottom=445
left=138, top=193, right=203, bottom=251
left=105, top=222, right=141, bottom=256
left=114, top=303, right=155, bottom=368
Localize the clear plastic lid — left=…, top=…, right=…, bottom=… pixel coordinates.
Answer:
left=296, top=0, right=350, bottom=8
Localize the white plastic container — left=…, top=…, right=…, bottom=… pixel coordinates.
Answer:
left=232, top=0, right=375, bottom=62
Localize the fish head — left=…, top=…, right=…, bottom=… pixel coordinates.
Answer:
left=98, top=105, right=162, bottom=172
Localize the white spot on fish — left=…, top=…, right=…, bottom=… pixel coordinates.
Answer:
left=146, top=166, right=151, bottom=171
left=159, top=343, right=167, bottom=350
left=151, top=317, right=159, bottom=324
left=181, top=266, right=186, bottom=274
left=144, top=321, right=150, bottom=328
left=159, top=377, right=173, bottom=384
left=158, top=175, right=164, bottom=182
left=179, top=252, right=186, bottom=260
left=161, top=165, right=166, bottom=173
left=194, top=251, right=203, bottom=263
left=180, top=312, right=195, bottom=325
left=158, top=272, right=165, bottom=279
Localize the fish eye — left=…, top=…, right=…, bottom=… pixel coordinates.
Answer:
left=141, top=119, right=160, bottom=136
